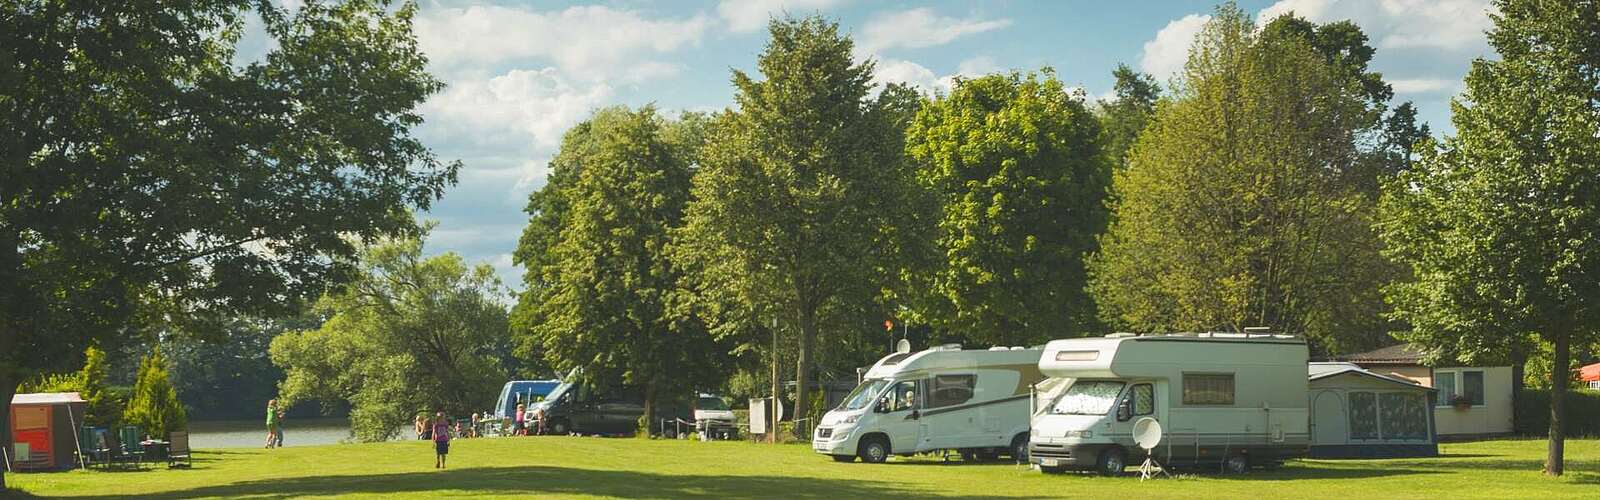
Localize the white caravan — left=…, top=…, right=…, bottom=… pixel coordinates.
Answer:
left=1029, top=333, right=1309, bottom=475
left=813, top=345, right=1044, bottom=463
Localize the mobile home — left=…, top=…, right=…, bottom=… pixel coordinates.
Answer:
left=812, top=345, right=1043, bottom=463
left=1029, top=333, right=1309, bottom=475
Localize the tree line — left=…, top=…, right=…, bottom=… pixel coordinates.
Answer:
left=4, top=1, right=1596, bottom=487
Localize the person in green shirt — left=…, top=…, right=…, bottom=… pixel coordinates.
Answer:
left=265, top=400, right=280, bottom=449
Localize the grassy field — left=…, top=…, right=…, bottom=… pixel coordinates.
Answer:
left=7, top=437, right=1598, bottom=499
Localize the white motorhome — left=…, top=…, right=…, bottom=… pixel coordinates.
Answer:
left=813, top=345, right=1043, bottom=463
left=1030, top=333, right=1309, bottom=475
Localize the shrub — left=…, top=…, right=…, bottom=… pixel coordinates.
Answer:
left=122, top=348, right=188, bottom=438
left=1514, top=389, right=1600, bottom=437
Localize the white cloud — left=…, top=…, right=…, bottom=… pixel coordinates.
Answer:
left=874, top=59, right=946, bottom=94
left=956, top=55, right=1002, bottom=76
left=1258, top=0, right=1492, bottom=51
left=873, top=56, right=1006, bottom=95
left=717, top=0, right=845, bottom=33
left=1389, top=78, right=1456, bottom=94
left=415, top=5, right=711, bottom=81
left=859, top=8, right=1012, bottom=53
left=421, top=68, right=613, bottom=152
left=1139, top=14, right=1210, bottom=81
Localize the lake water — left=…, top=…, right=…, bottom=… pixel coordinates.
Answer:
left=189, top=417, right=381, bottom=449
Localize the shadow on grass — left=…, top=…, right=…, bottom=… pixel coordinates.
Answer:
left=65, top=465, right=1014, bottom=499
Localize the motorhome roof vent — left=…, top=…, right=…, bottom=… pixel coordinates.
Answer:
left=988, top=346, right=1009, bottom=351
left=1105, top=332, right=1138, bottom=338
left=1010, top=346, right=1025, bottom=351
left=936, top=343, right=963, bottom=351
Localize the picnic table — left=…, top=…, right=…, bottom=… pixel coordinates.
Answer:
left=140, top=439, right=169, bottom=461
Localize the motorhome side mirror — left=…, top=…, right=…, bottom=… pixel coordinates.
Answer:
left=1116, top=399, right=1133, bottom=422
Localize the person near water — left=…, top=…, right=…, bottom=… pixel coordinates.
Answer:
left=264, top=400, right=280, bottom=448
left=432, top=412, right=452, bottom=469
left=274, top=406, right=286, bottom=447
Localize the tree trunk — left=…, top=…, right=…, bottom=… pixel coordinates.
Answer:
left=794, top=305, right=815, bottom=440
left=1546, top=331, right=1568, bottom=476
left=1, top=370, right=14, bottom=490
left=769, top=323, right=779, bottom=444
left=1510, top=342, right=1527, bottom=432
left=642, top=381, right=656, bottom=439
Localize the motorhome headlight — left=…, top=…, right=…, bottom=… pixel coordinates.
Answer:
left=1063, top=430, right=1093, bottom=439
left=839, top=414, right=860, bottom=425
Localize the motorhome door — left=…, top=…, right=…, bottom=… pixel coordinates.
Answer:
left=880, top=379, right=923, bottom=453
left=1112, top=383, right=1157, bottom=450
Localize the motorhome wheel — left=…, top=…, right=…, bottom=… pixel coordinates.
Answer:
left=550, top=419, right=570, bottom=435
left=1096, top=448, right=1126, bottom=476
left=1224, top=453, right=1250, bottom=474
left=1010, top=434, right=1029, bottom=462
left=859, top=437, right=890, bottom=463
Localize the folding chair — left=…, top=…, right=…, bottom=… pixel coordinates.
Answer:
left=167, top=431, right=192, bottom=468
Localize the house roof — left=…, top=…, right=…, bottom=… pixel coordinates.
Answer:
left=1338, top=344, right=1427, bottom=365
left=1582, top=363, right=1600, bottom=382
left=1308, top=362, right=1435, bottom=391
left=11, top=392, right=86, bottom=405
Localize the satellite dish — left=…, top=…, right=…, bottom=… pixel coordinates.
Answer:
left=1132, top=417, right=1170, bottom=481
left=1133, top=417, right=1163, bottom=450
left=896, top=339, right=911, bottom=354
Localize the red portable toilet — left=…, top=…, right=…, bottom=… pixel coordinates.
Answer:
left=8, top=392, right=88, bottom=471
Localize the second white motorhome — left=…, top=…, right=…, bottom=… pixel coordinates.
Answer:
left=812, top=345, right=1044, bottom=463
left=1029, top=333, right=1309, bottom=475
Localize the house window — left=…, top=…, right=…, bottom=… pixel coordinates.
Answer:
left=1182, top=373, right=1234, bottom=405
left=927, top=375, right=976, bottom=408
left=1462, top=371, right=1485, bottom=406
left=1435, top=369, right=1485, bottom=407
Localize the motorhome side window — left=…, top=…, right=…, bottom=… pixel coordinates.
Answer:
left=1132, top=383, right=1154, bottom=415
left=885, top=380, right=920, bottom=412
left=927, top=375, right=976, bottom=408
left=1182, top=373, right=1234, bottom=405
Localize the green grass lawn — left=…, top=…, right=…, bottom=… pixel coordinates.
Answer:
left=7, top=437, right=1597, bottom=499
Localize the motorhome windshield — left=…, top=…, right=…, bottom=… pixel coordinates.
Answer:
left=1049, top=380, right=1126, bottom=415
left=839, top=379, right=891, bottom=411
left=544, top=381, right=572, bottom=404
left=698, top=396, right=730, bottom=411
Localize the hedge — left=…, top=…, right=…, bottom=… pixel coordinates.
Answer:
left=1514, top=389, right=1600, bottom=437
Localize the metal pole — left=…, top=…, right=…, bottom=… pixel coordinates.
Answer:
left=770, top=318, right=778, bottom=444
left=67, top=403, right=86, bottom=470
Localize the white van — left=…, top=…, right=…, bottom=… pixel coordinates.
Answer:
left=1029, top=333, right=1309, bottom=475
left=813, top=345, right=1043, bottom=463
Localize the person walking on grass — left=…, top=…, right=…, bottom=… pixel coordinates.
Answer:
left=432, top=412, right=452, bottom=469
left=264, top=400, right=280, bottom=449
left=274, top=405, right=286, bottom=447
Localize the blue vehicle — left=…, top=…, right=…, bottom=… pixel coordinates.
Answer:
left=494, top=380, right=562, bottom=419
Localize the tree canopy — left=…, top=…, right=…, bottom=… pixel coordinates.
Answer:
left=1378, top=0, right=1600, bottom=476
left=271, top=228, right=510, bottom=442
left=513, top=106, right=729, bottom=431
left=905, top=70, right=1110, bottom=346
left=1089, top=5, right=1392, bottom=353
left=0, top=0, right=454, bottom=482
left=670, top=16, right=917, bottom=433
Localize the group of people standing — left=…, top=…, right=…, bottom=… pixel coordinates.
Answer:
left=511, top=402, right=547, bottom=436
left=264, top=399, right=285, bottom=448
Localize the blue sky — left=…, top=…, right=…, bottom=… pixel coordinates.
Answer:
left=307, top=0, right=1497, bottom=289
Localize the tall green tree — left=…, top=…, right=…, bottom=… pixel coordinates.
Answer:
left=1378, top=0, right=1600, bottom=477
left=905, top=70, right=1110, bottom=346
left=271, top=228, right=510, bottom=442
left=514, top=106, right=728, bottom=433
left=122, top=348, right=187, bottom=438
left=0, top=0, right=454, bottom=484
left=1097, top=64, right=1161, bottom=171
left=671, top=17, right=915, bottom=434
left=165, top=316, right=320, bottom=421
left=1089, top=5, right=1388, bottom=353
